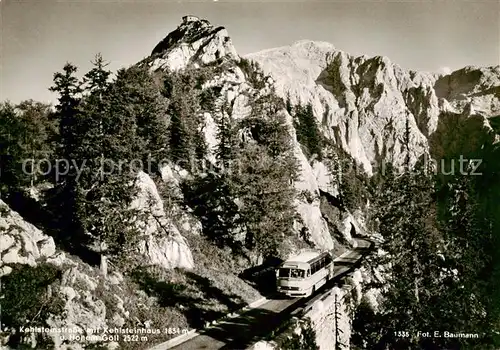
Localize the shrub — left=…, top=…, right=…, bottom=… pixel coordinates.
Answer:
left=2, top=263, right=64, bottom=347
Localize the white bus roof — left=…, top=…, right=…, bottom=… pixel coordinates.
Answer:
left=287, top=251, right=321, bottom=263
left=280, top=251, right=332, bottom=270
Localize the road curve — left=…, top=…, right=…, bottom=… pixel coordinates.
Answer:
left=154, top=237, right=372, bottom=350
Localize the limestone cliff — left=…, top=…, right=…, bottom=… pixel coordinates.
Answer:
left=247, top=41, right=500, bottom=174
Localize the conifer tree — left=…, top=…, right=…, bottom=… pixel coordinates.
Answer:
left=49, top=63, right=82, bottom=165
left=80, top=65, right=155, bottom=259
left=353, top=150, right=500, bottom=349
left=293, top=102, right=322, bottom=160
left=183, top=171, right=238, bottom=247
left=184, top=92, right=239, bottom=247
left=233, top=107, right=298, bottom=258
left=168, top=101, right=191, bottom=167
left=76, top=54, right=114, bottom=260
left=363, top=164, right=446, bottom=348
left=48, top=63, right=83, bottom=240
left=0, top=102, right=25, bottom=198
left=166, top=69, right=206, bottom=170
left=120, top=65, right=169, bottom=165
left=436, top=154, right=500, bottom=348
left=285, top=92, right=293, bottom=115
left=79, top=53, right=111, bottom=168
left=214, top=98, right=236, bottom=172
left=436, top=177, right=489, bottom=343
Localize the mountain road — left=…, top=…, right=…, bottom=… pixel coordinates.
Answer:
left=151, top=237, right=372, bottom=350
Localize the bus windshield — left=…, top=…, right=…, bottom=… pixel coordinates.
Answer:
left=278, top=268, right=305, bottom=278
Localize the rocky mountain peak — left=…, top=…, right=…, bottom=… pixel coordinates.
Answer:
left=149, top=16, right=239, bottom=71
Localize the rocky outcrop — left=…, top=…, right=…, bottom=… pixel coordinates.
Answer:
left=150, top=16, right=239, bottom=71
left=279, top=109, right=334, bottom=250
left=0, top=201, right=112, bottom=349
left=312, top=160, right=339, bottom=197
left=0, top=200, right=56, bottom=272
left=46, top=267, right=108, bottom=349
left=132, top=171, right=195, bottom=270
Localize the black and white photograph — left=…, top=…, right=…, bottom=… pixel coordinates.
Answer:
left=1, top=0, right=499, bottom=349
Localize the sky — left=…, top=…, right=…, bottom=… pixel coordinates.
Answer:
left=1, top=0, right=499, bottom=104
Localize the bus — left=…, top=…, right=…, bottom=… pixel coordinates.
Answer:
left=275, top=250, right=334, bottom=297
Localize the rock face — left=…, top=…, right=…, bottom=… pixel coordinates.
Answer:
left=47, top=267, right=108, bottom=350
left=132, top=171, right=195, bottom=270
left=0, top=201, right=111, bottom=349
left=247, top=41, right=500, bottom=175
left=280, top=109, right=333, bottom=250
left=312, top=160, right=339, bottom=197
left=0, top=200, right=56, bottom=271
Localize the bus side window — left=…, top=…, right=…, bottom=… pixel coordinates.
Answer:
left=307, top=269, right=310, bottom=277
